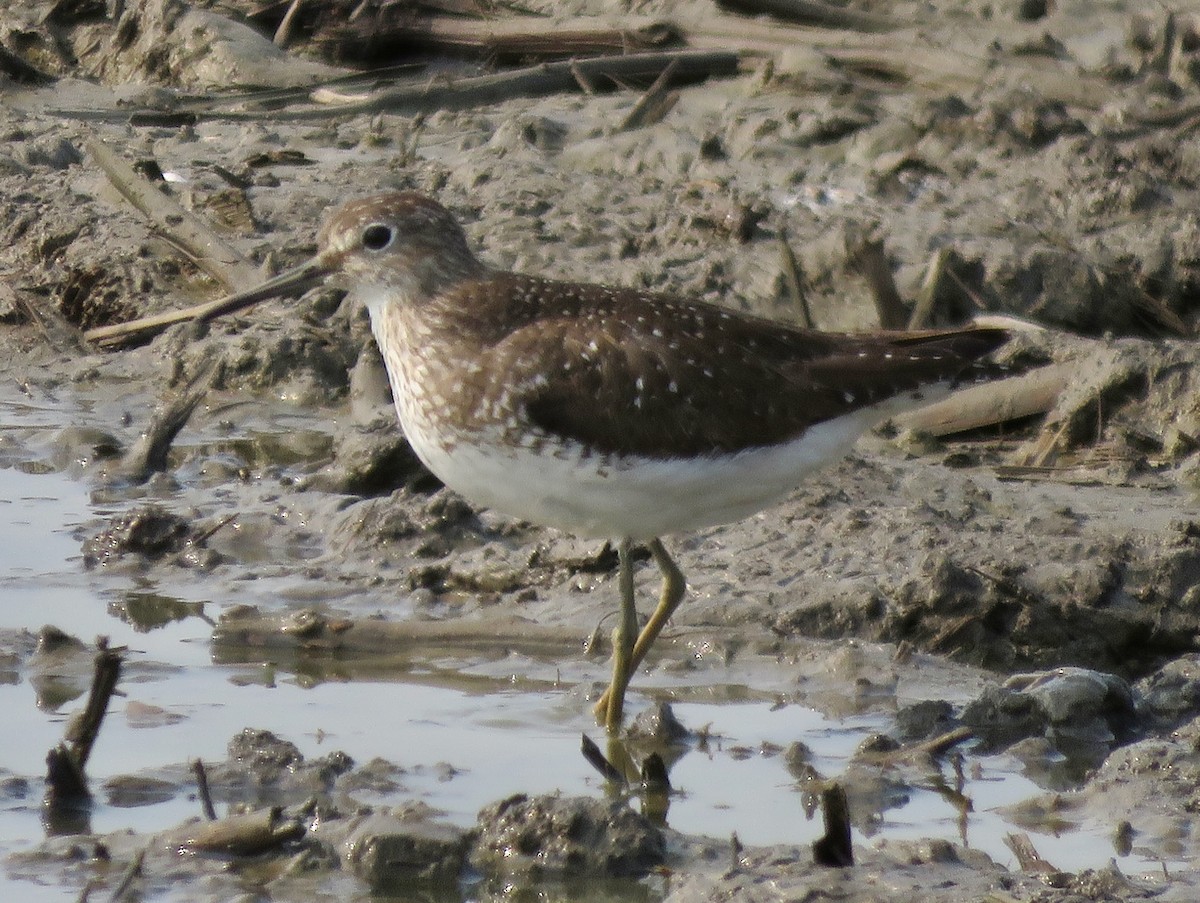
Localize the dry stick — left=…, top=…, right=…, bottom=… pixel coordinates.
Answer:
left=215, top=49, right=740, bottom=121
left=63, top=50, right=733, bottom=126
left=717, top=0, right=898, bottom=33
left=907, top=247, right=952, bottom=330
left=846, top=228, right=907, bottom=330
left=891, top=363, right=1071, bottom=437
left=47, top=19, right=1114, bottom=122
left=274, top=0, right=304, bottom=47
left=568, top=59, right=598, bottom=94
left=325, top=15, right=679, bottom=60
left=1131, top=285, right=1192, bottom=337
left=778, top=234, right=814, bottom=328
left=85, top=139, right=262, bottom=292
left=684, top=14, right=1113, bottom=111
left=620, top=57, right=680, bottom=130
left=46, top=641, right=124, bottom=799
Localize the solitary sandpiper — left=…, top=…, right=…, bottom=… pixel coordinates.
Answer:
left=202, top=191, right=1006, bottom=733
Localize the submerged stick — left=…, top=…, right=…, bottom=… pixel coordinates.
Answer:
left=1004, top=831, right=1059, bottom=873
left=120, top=357, right=218, bottom=479
left=857, top=726, right=973, bottom=766
left=213, top=607, right=588, bottom=658
left=581, top=734, right=626, bottom=783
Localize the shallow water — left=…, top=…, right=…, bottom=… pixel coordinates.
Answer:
left=0, top=388, right=1178, bottom=900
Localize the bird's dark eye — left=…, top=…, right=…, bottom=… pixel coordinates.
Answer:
left=362, top=224, right=394, bottom=250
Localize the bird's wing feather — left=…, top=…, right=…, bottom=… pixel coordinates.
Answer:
left=459, top=274, right=1004, bottom=459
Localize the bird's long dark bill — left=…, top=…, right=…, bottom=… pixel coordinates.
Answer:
left=198, top=256, right=333, bottom=323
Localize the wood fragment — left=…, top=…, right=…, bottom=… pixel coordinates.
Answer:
left=581, top=734, right=626, bottom=783
left=1014, top=416, right=1072, bottom=468
left=213, top=606, right=590, bottom=659
left=812, top=783, right=853, bottom=866
left=48, top=16, right=1126, bottom=126
left=108, top=848, right=146, bottom=903
left=908, top=246, right=952, bottom=330
left=778, top=233, right=814, bottom=328
left=857, top=726, right=973, bottom=766
left=298, top=49, right=740, bottom=121
left=1004, top=832, right=1060, bottom=873
left=120, top=357, right=217, bottom=477
left=179, top=807, right=305, bottom=855
left=717, top=0, right=898, bottom=33
left=620, top=58, right=680, bottom=130
left=192, top=760, right=217, bottom=821
left=274, top=0, right=304, bottom=47
left=46, top=641, right=124, bottom=801
left=992, top=465, right=1170, bottom=490
left=569, top=59, right=598, bottom=94
left=85, top=139, right=262, bottom=292
left=845, top=227, right=907, bottom=329
left=319, top=15, right=681, bottom=63
left=891, top=363, right=1070, bottom=437
left=1131, top=285, right=1192, bottom=337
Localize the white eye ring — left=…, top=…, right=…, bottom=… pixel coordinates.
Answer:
left=362, top=223, right=394, bottom=251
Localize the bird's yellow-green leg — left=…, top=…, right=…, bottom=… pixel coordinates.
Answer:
left=594, top=538, right=687, bottom=729
left=602, top=537, right=638, bottom=733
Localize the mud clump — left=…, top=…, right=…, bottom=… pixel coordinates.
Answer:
left=81, top=505, right=220, bottom=570
left=473, top=793, right=665, bottom=879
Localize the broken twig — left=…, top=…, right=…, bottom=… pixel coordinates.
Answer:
left=812, top=783, right=853, bottom=866
left=845, top=227, right=907, bottom=330
left=193, top=759, right=218, bottom=821
left=46, top=640, right=124, bottom=801
left=620, top=58, right=680, bottom=130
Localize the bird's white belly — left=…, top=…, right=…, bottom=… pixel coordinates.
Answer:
left=397, top=398, right=898, bottom=542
